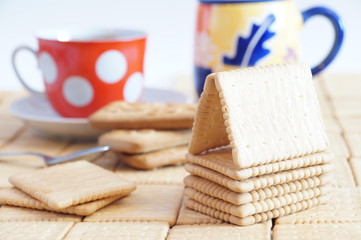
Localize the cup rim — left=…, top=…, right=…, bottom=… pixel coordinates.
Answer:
left=36, top=28, right=147, bottom=42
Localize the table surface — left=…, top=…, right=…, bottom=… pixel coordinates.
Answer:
left=0, top=74, right=361, bottom=240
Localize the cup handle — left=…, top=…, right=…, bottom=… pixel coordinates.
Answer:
left=302, top=7, right=344, bottom=75
left=11, top=46, right=45, bottom=98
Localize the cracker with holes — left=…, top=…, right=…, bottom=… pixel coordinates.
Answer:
left=184, top=64, right=332, bottom=226
left=89, top=101, right=196, bottom=129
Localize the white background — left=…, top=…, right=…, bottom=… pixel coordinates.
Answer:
left=0, top=0, right=359, bottom=91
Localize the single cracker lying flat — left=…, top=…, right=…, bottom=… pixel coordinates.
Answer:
left=0, top=205, right=82, bottom=222
left=89, top=101, right=196, bottom=129
left=0, top=187, right=125, bottom=216
left=9, top=160, right=136, bottom=210
left=0, top=221, right=74, bottom=240
left=185, top=195, right=328, bottom=226
left=273, top=223, right=361, bottom=240
left=186, top=147, right=333, bottom=180
left=184, top=175, right=329, bottom=205
left=176, top=198, right=223, bottom=225
left=120, top=145, right=187, bottom=169
left=168, top=222, right=271, bottom=240
left=185, top=163, right=332, bottom=193
left=64, top=222, right=169, bottom=240
left=184, top=186, right=328, bottom=218
left=84, top=184, right=183, bottom=226
left=188, top=64, right=329, bottom=168
left=99, top=129, right=191, bottom=154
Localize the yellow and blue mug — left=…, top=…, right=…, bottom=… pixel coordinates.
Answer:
left=194, top=0, right=344, bottom=95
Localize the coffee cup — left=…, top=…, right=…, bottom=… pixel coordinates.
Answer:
left=194, top=0, right=344, bottom=95
left=12, top=28, right=147, bottom=118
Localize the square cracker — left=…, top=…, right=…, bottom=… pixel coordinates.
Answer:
left=84, top=184, right=183, bottom=226
left=0, top=221, right=73, bottom=240
left=120, top=145, right=187, bottom=169
left=185, top=163, right=332, bottom=193
left=188, top=64, right=329, bottom=168
left=98, top=129, right=191, bottom=154
left=9, top=160, right=136, bottom=209
left=184, top=185, right=328, bottom=218
left=184, top=175, right=329, bottom=205
left=176, top=198, right=223, bottom=225
left=89, top=101, right=196, bottom=129
left=185, top=195, right=327, bottom=226
left=168, top=222, right=271, bottom=240
left=273, top=223, right=361, bottom=240
left=186, top=147, right=333, bottom=180
left=276, top=188, right=361, bottom=224
left=64, top=222, right=169, bottom=240
left=0, top=205, right=82, bottom=222
left=0, top=187, right=125, bottom=216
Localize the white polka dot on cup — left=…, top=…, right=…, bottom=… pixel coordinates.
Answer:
left=95, top=50, right=127, bottom=84
left=39, top=52, right=57, bottom=84
left=62, top=76, right=94, bottom=107
left=124, top=72, right=144, bottom=102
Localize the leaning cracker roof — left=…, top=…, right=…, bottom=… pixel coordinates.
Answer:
left=188, top=64, right=329, bottom=169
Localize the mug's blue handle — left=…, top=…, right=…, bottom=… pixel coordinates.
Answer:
left=302, top=7, right=344, bottom=75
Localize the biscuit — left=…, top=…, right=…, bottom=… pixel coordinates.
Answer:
left=168, top=222, right=271, bottom=240
left=186, top=148, right=332, bottom=180
left=184, top=186, right=328, bottom=218
left=185, top=195, right=328, bottom=226
left=84, top=184, right=183, bottom=226
left=0, top=205, right=82, bottom=222
left=0, top=221, right=73, bottom=240
left=188, top=64, right=329, bottom=168
left=273, top=223, right=361, bottom=240
left=99, top=129, right=191, bottom=154
left=184, top=175, right=329, bottom=205
left=185, top=163, right=332, bottom=193
left=9, top=160, right=136, bottom=209
left=120, top=145, right=187, bottom=169
left=0, top=187, right=125, bottom=216
left=64, top=222, right=169, bottom=240
left=89, top=101, right=196, bottom=129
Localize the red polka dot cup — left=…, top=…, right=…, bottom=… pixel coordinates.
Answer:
left=12, top=29, right=147, bottom=118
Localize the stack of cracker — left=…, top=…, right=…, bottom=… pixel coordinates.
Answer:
left=0, top=160, right=136, bottom=216
left=89, top=102, right=196, bottom=169
left=183, top=64, right=333, bottom=226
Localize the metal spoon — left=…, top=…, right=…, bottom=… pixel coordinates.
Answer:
left=0, top=145, right=110, bottom=165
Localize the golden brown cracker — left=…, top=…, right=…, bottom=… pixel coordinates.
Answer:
left=9, top=160, right=136, bottom=209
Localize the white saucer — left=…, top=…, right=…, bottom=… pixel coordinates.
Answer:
left=9, top=87, right=190, bottom=139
